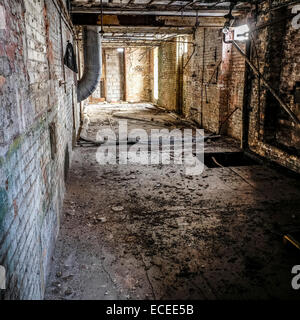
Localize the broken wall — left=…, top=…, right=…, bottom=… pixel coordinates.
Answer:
left=0, top=0, right=78, bottom=300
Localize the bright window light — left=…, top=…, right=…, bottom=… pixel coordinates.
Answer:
left=184, top=39, right=188, bottom=54
left=153, top=48, right=159, bottom=100
left=117, top=48, right=124, bottom=53
left=234, top=24, right=250, bottom=41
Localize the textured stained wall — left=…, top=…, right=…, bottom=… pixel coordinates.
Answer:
left=105, top=48, right=125, bottom=102
left=201, top=28, right=224, bottom=134
left=181, top=27, right=245, bottom=140
left=247, top=0, right=300, bottom=173
left=0, top=0, right=78, bottom=300
left=125, top=48, right=152, bottom=103
left=225, top=43, right=245, bottom=140
left=91, top=47, right=152, bottom=104
left=157, top=41, right=178, bottom=112
left=184, top=28, right=224, bottom=133
left=154, top=7, right=300, bottom=175
left=155, top=26, right=243, bottom=138
left=179, top=2, right=300, bottom=173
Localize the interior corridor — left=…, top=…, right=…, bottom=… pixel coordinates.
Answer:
left=1, top=0, right=300, bottom=301
left=45, top=103, right=300, bottom=300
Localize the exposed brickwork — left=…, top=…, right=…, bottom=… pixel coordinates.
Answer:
left=0, top=0, right=78, bottom=300
left=182, top=27, right=224, bottom=133
left=98, top=7, right=300, bottom=177
left=89, top=47, right=152, bottom=104
left=181, top=26, right=245, bottom=140
left=1, top=0, right=300, bottom=302
left=247, top=0, right=300, bottom=173
left=105, top=48, right=125, bottom=102
left=225, top=43, right=246, bottom=140
left=157, top=41, right=178, bottom=112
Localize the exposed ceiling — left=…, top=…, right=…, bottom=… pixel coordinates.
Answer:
left=71, top=1, right=256, bottom=46
left=101, top=29, right=191, bottom=46
left=71, top=0, right=255, bottom=16
left=98, top=19, right=220, bottom=46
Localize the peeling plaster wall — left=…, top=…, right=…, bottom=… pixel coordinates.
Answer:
left=0, top=0, right=78, bottom=300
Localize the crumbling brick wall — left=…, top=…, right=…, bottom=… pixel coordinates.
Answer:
left=0, top=0, right=78, bottom=300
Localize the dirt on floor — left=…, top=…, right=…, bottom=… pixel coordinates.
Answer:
left=45, top=103, right=300, bottom=300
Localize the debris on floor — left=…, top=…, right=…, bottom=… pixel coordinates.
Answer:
left=45, top=103, right=300, bottom=300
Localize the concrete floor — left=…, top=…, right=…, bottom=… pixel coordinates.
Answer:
left=45, top=103, right=300, bottom=300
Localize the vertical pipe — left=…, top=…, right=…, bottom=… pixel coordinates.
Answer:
left=77, top=26, right=102, bottom=102
left=123, top=49, right=127, bottom=101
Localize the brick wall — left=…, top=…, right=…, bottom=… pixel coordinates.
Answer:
left=180, top=26, right=245, bottom=140
left=0, top=0, right=78, bottom=300
left=157, top=41, right=178, bottom=112
left=105, top=48, right=125, bottom=102
left=182, top=27, right=224, bottom=133
left=125, top=47, right=152, bottom=103
left=90, top=47, right=152, bottom=104
left=225, top=42, right=246, bottom=140
left=154, top=4, right=300, bottom=174
left=247, top=0, right=300, bottom=173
